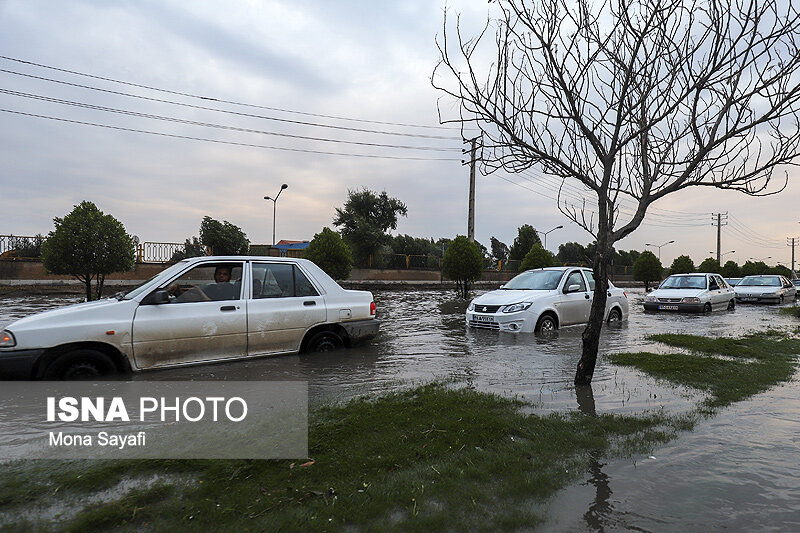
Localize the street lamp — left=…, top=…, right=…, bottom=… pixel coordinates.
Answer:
left=749, top=256, right=771, bottom=262
left=264, top=183, right=289, bottom=246
left=536, top=225, right=563, bottom=249
left=645, top=240, right=675, bottom=261
left=710, top=250, right=735, bottom=260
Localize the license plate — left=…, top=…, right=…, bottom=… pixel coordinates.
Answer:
left=658, top=305, right=679, bottom=310
left=741, top=297, right=757, bottom=302
left=472, top=314, right=496, bottom=323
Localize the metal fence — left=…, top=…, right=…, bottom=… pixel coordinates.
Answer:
left=0, top=234, right=44, bottom=259
left=137, top=242, right=212, bottom=263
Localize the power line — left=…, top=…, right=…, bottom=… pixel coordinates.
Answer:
left=0, top=68, right=461, bottom=140
left=0, top=108, right=463, bottom=161
left=0, top=55, right=463, bottom=132
left=0, top=88, right=462, bottom=152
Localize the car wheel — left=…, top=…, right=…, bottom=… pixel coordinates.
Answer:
left=607, top=308, right=622, bottom=325
left=43, top=349, right=117, bottom=380
left=307, top=331, right=344, bottom=353
left=535, top=314, right=558, bottom=334
left=727, top=299, right=735, bottom=311
left=703, top=303, right=712, bottom=313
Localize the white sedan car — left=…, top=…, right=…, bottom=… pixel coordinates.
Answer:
left=643, top=273, right=735, bottom=312
left=0, top=256, right=379, bottom=379
left=734, top=275, right=797, bottom=303
left=466, top=267, right=628, bottom=333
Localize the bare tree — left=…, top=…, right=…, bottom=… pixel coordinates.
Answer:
left=434, top=0, right=800, bottom=384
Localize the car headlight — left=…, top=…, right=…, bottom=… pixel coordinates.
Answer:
left=681, top=297, right=701, bottom=303
left=645, top=295, right=657, bottom=302
left=467, top=302, right=475, bottom=312
left=503, top=302, right=532, bottom=313
left=0, top=330, right=16, bottom=348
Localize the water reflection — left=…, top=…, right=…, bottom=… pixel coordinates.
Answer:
left=576, top=384, right=614, bottom=532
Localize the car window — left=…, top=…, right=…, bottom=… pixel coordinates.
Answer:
left=740, top=276, right=781, bottom=287
left=583, top=270, right=596, bottom=291
left=295, top=266, right=320, bottom=297
left=709, top=276, right=720, bottom=290
left=659, top=275, right=707, bottom=289
left=565, top=271, right=586, bottom=292
left=504, top=270, right=564, bottom=290
left=717, top=276, right=729, bottom=289
left=163, top=263, right=243, bottom=303
left=252, top=263, right=294, bottom=298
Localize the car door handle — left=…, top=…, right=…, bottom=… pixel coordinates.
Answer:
left=220, top=305, right=237, bottom=311
left=304, top=301, right=316, bottom=306
left=585, top=294, right=591, bottom=299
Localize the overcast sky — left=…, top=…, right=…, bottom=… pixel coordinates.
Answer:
left=1, top=0, right=798, bottom=267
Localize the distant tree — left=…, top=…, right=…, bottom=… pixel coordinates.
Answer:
left=41, top=201, right=135, bottom=301
left=199, top=216, right=249, bottom=255
left=697, top=258, right=722, bottom=274
left=721, top=260, right=741, bottom=278
left=442, top=235, right=483, bottom=298
left=508, top=224, right=542, bottom=261
left=769, top=264, right=792, bottom=277
left=170, top=236, right=207, bottom=262
left=741, top=261, right=768, bottom=277
left=390, top=235, right=438, bottom=256
left=333, top=187, right=408, bottom=267
left=633, top=251, right=662, bottom=291
left=521, top=244, right=555, bottom=271
left=490, top=237, right=510, bottom=263
left=303, top=227, right=353, bottom=280
left=557, top=241, right=587, bottom=265
left=616, top=249, right=641, bottom=267
left=670, top=255, right=695, bottom=275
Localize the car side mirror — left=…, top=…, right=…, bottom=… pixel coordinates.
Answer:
left=142, top=288, right=170, bottom=305
left=564, top=284, right=581, bottom=293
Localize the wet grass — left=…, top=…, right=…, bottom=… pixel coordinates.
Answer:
left=1, top=332, right=797, bottom=531
left=778, top=306, right=800, bottom=318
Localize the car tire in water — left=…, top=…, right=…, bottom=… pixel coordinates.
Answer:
left=43, top=349, right=117, bottom=380
left=703, top=303, right=712, bottom=313
left=727, top=299, right=735, bottom=311
left=307, top=331, right=344, bottom=352
left=607, top=308, right=622, bottom=325
left=535, top=314, right=558, bottom=334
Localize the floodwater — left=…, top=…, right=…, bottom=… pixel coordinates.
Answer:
left=1, top=289, right=799, bottom=530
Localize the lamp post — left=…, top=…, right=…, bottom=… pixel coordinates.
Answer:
left=710, top=250, right=735, bottom=261
left=645, top=240, right=675, bottom=261
left=749, top=256, right=771, bottom=262
left=264, top=183, right=288, bottom=247
left=537, top=225, right=563, bottom=249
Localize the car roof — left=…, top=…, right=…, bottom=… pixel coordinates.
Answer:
left=667, top=272, right=715, bottom=276
left=180, top=255, right=304, bottom=263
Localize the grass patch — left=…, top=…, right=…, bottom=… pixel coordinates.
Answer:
left=1, top=333, right=797, bottom=531
left=779, top=306, right=800, bottom=318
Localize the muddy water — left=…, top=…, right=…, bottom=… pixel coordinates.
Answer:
left=1, top=289, right=799, bottom=529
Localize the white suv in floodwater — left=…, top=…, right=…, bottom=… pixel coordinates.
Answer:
left=0, top=256, right=379, bottom=379
left=466, top=267, right=628, bottom=333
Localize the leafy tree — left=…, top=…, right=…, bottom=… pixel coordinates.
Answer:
left=390, top=235, right=438, bottom=256
left=199, top=216, right=249, bottom=256
left=521, top=244, right=555, bottom=271
left=41, top=201, right=135, bottom=301
left=170, top=236, right=207, bottom=262
left=697, top=257, right=722, bottom=274
left=508, top=224, right=542, bottom=262
left=721, top=260, right=741, bottom=278
left=333, top=188, right=408, bottom=267
left=557, top=241, right=587, bottom=265
left=769, top=264, right=792, bottom=277
left=436, top=1, right=800, bottom=386
left=303, top=227, right=353, bottom=280
left=490, top=237, right=510, bottom=263
left=442, top=235, right=483, bottom=298
left=633, top=251, right=662, bottom=291
left=670, top=255, right=695, bottom=275
left=616, top=250, right=641, bottom=267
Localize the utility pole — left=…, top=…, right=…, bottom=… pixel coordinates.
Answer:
left=465, top=138, right=477, bottom=242
left=711, top=212, right=728, bottom=263
left=788, top=237, right=798, bottom=275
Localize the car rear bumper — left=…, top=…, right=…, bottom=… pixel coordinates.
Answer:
left=643, top=302, right=705, bottom=313
left=0, top=349, right=46, bottom=380
left=341, top=319, right=380, bottom=343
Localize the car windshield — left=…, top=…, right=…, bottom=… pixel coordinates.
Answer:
left=122, top=261, right=189, bottom=300
left=793, top=280, right=800, bottom=286
left=739, top=276, right=781, bottom=287
left=659, top=275, right=706, bottom=289
left=503, top=269, right=565, bottom=290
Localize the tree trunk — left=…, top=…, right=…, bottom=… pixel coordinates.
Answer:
left=96, top=274, right=105, bottom=300
left=575, top=247, right=611, bottom=385
left=83, top=274, right=93, bottom=302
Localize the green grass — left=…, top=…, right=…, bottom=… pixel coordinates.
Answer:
left=779, top=306, right=800, bottom=318
left=1, top=333, right=797, bottom=531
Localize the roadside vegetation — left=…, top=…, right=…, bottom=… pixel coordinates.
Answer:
left=0, top=332, right=797, bottom=531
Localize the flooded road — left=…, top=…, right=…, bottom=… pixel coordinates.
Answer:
left=1, top=289, right=799, bottom=530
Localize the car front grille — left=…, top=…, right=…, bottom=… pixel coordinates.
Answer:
left=473, top=305, right=502, bottom=313
left=468, top=320, right=500, bottom=330
left=657, top=298, right=682, bottom=303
